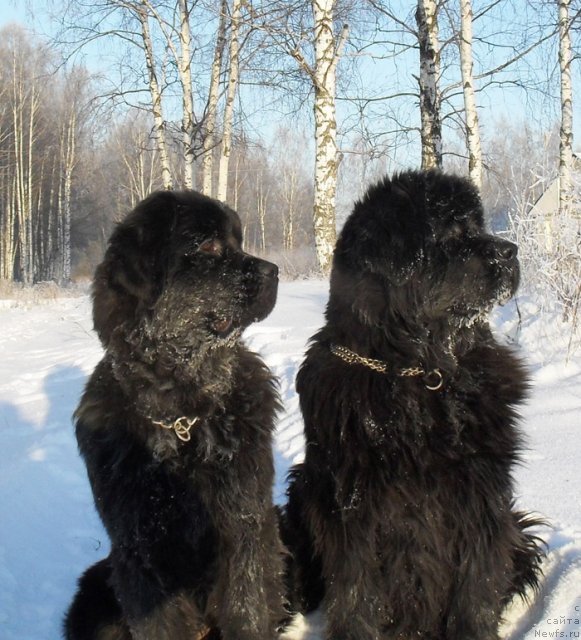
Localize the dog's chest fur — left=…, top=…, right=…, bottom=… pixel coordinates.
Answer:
left=75, top=347, right=279, bottom=512
left=298, top=338, right=528, bottom=520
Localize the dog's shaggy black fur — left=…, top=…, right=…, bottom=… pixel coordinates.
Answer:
left=64, top=190, right=285, bottom=640
left=282, top=170, right=544, bottom=640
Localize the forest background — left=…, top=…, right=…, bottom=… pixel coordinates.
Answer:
left=0, top=0, right=579, bottom=331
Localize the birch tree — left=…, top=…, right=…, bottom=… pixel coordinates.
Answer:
left=273, top=128, right=310, bottom=252
left=57, top=97, right=76, bottom=283
left=558, top=0, right=573, bottom=218
left=253, top=0, right=349, bottom=271
left=0, top=26, right=92, bottom=284
left=458, top=0, right=482, bottom=190
left=177, top=0, right=195, bottom=188
left=416, top=0, right=442, bottom=170
left=54, top=1, right=176, bottom=189
left=139, top=0, right=196, bottom=188
left=312, top=1, right=348, bottom=271
left=118, top=120, right=160, bottom=205
left=0, top=105, right=15, bottom=279
left=135, top=3, right=173, bottom=189
left=284, top=1, right=348, bottom=272
left=217, top=0, right=243, bottom=203
left=202, top=0, right=228, bottom=197
left=10, top=46, right=39, bottom=284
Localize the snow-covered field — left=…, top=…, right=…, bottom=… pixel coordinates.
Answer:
left=0, top=280, right=580, bottom=640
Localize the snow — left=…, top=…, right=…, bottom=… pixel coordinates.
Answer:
left=0, top=281, right=580, bottom=639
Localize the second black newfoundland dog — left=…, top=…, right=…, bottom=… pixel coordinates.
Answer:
left=64, top=191, right=285, bottom=640
left=283, top=170, right=544, bottom=640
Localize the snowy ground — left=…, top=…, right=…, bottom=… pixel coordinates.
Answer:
left=0, top=280, right=580, bottom=640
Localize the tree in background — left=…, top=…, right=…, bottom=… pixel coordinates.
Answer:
left=136, top=0, right=197, bottom=188
left=416, top=0, right=442, bottom=169
left=0, top=25, right=91, bottom=284
left=134, top=2, right=173, bottom=189
left=217, top=0, right=243, bottom=203
left=310, top=0, right=348, bottom=272
left=458, top=0, right=482, bottom=190
left=558, top=0, right=574, bottom=218
left=55, top=0, right=227, bottom=191
left=6, top=28, right=38, bottom=284
left=266, top=0, right=349, bottom=273
left=201, top=0, right=228, bottom=197
left=0, top=0, right=579, bottom=291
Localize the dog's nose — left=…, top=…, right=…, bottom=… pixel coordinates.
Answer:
left=240, top=253, right=279, bottom=278
left=495, top=240, right=518, bottom=261
left=257, top=259, right=279, bottom=279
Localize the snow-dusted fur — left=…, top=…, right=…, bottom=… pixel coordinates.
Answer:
left=282, top=170, right=545, bottom=640
left=64, top=191, right=285, bottom=640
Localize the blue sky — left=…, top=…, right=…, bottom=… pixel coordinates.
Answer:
left=1, top=0, right=578, bottom=161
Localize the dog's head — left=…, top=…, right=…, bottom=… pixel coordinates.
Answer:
left=93, top=190, right=278, bottom=350
left=330, top=170, right=519, bottom=328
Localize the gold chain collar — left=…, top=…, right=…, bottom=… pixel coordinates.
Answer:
left=151, top=416, right=200, bottom=442
left=329, top=344, right=444, bottom=391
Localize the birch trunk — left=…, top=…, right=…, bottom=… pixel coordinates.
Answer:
left=416, top=0, right=442, bottom=170
left=312, top=0, right=347, bottom=273
left=257, top=170, right=269, bottom=254
left=217, top=0, right=242, bottom=203
left=25, top=84, right=36, bottom=283
left=46, top=160, right=58, bottom=281
left=0, top=174, right=15, bottom=281
left=558, top=0, right=573, bottom=217
left=140, top=0, right=196, bottom=188
left=283, top=169, right=297, bottom=252
left=11, top=53, right=37, bottom=284
left=59, top=108, right=76, bottom=284
left=459, top=0, right=482, bottom=190
left=178, top=0, right=195, bottom=189
left=36, top=159, right=45, bottom=278
left=136, top=4, right=173, bottom=190
left=202, top=0, right=228, bottom=197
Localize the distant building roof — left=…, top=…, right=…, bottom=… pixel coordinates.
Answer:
left=530, top=152, right=581, bottom=217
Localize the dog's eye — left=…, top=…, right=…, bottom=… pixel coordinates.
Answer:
left=198, top=238, right=222, bottom=256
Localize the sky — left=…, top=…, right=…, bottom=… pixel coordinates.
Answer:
left=0, top=0, right=579, bottom=165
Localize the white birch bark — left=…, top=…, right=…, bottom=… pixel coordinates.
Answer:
left=25, top=83, right=36, bottom=283
left=178, top=0, right=195, bottom=189
left=256, top=169, right=269, bottom=254
left=140, top=0, right=196, bottom=188
left=136, top=4, right=173, bottom=190
left=11, top=52, right=37, bottom=284
left=202, top=0, right=228, bottom=197
left=416, top=0, right=442, bottom=170
left=459, top=0, right=482, bottom=190
left=46, top=160, right=58, bottom=280
left=311, top=0, right=348, bottom=273
left=282, top=168, right=298, bottom=252
left=116, top=125, right=156, bottom=205
left=37, top=159, right=45, bottom=276
left=0, top=175, right=15, bottom=281
left=558, top=0, right=573, bottom=217
left=217, top=0, right=243, bottom=203
left=60, top=108, right=76, bottom=284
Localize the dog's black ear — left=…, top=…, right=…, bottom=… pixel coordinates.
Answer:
left=334, top=177, right=426, bottom=286
left=92, top=191, right=178, bottom=346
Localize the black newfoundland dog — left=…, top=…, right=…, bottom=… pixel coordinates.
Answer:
left=283, top=170, right=544, bottom=640
left=64, top=191, right=285, bottom=640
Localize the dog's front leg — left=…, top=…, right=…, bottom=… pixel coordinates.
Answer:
left=205, top=473, right=283, bottom=640
left=209, top=513, right=275, bottom=640
left=319, top=512, right=385, bottom=640
left=229, top=529, right=269, bottom=638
